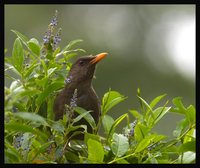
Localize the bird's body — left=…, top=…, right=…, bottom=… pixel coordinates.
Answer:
left=53, top=78, right=101, bottom=126
left=53, top=53, right=107, bottom=139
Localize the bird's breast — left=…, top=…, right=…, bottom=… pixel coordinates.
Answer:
left=76, top=88, right=101, bottom=123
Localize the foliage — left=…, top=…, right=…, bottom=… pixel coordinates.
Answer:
left=4, top=12, right=196, bottom=164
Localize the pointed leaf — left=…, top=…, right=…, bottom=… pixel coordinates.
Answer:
left=63, top=39, right=83, bottom=51
left=28, top=38, right=40, bottom=56
left=149, top=94, right=167, bottom=109
left=108, top=113, right=128, bottom=139
left=14, top=112, right=49, bottom=126
left=74, top=107, right=96, bottom=129
left=11, top=30, right=29, bottom=46
left=173, top=118, right=188, bottom=137
left=51, top=121, right=65, bottom=133
left=12, top=38, right=24, bottom=73
left=129, top=109, right=142, bottom=120
left=135, top=137, right=151, bottom=153
left=30, top=141, right=54, bottom=162
left=5, top=122, right=48, bottom=141
left=102, top=90, right=126, bottom=115
left=5, top=63, right=21, bottom=77
left=47, top=67, right=57, bottom=77
left=137, top=95, right=154, bottom=120
left=148, top=107, right=171, bottom=127
left=134, top=122, right=150, bottom=142
left=102, top=115, right=115, bottom=134
left=73, top=111, right=91, bottom=124
left=186, top=105, right=196, bottom=125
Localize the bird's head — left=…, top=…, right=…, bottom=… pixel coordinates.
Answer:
left=66, top=52, right=107, bottom=86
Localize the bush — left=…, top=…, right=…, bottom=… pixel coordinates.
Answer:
left=4, top=11, right=196, bottom=164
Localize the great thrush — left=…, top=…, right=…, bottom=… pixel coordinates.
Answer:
left=53, top=52, right=107, bottom=139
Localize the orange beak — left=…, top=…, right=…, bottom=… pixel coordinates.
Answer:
left=90, top=52, right=108, bottom=64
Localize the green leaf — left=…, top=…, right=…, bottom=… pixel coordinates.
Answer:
left=63, top=39, right=83, bottom=51
left=135, top=137, right=151, bottom=153
left=18, top=89, right=41, bottom=98
left=29, top=141, right=54, bottom=162
left=116, top=159, right=129, bottom=164
left=47, top=96, right=55, bottom=120
left=150, top=134, right=166, bottom=143
left=35, top=77, right=48, bottom=88
left=47, top=67, right=57, bottom=77
left=84, top=133, right=101, bottom=145
left=183, top=128, right=195, bottom=143
left=62, top=52, right=78, bottom=61
left=63, top=48, right=86, bottom=57
left=9, top=81, right=24, bottom=94
left=179, top=140, right=196, bottom=153
left=108, top=113, right=128, bottom=140
left=5, top=142, right=23, bottom=163
left=171, top=97, right=195, bottom=125
left=53, top=47, right=61, bottom=58
left=129, top=109, right=142, bottom=120
left=51, top=121, right=65, bottom=133
left=11, top=30, right=29, bottom=46
left=147, top=106, right=171, bottom=127
left=73, top=111, right=91, bottom=124
left=14, top=112, right=49, bottom=126
left=172, top=97, right=186, bottom=112
left=24, top=62, right=38, bottom=79
left=5, top=63, right=21, bottom=77
left=173, top=118, right=188, bottom=137
left=87, top=139, right=104, bottom=163
left=149, top=94, right=167, bottom=109
left=36, top=81, right=64, bottom=107
left=177, top=151, right=195, bottom=163
left=74, top=107, right=96, bottom=129
left=10, top=80, right=21, bottom=91
left=27, top=38, right=40, bottom=56
left=12, top=38, right=24, bottom=73
left=65, top=150, right=80, bottom=163
left=102, top=115, right=115, bottom=135
left=186, top=105, right=196, bottom=125
left=111, top=133, right=129, bottom=157
left=137, top=88, right=141, bottom=96
left=5, top=150, right=20, bottom=163
left=137, top=95, right=154, bottom=120
left=102, top=90, right=126, bottom=115
left=40, top=59, right=47, bottom=76
left=67, top=124, right=87, bottom=133
left=5, top=122, right=48, bottom=141
left=134, top=122, right=150, bottom=142
left=144, top=134, right=166, bottom=151
left=171, top=97, right=187, bottom=116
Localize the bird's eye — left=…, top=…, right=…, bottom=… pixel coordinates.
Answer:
left=79, top=60, right=85, bottom=66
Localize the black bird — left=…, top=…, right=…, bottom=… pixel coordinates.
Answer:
left=53, top=52, right=107, bottom=139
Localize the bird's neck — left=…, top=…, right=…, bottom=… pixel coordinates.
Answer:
left=66, top=79, right=93, bottom=92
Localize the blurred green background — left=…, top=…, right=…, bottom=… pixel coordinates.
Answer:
left=5, top=5, right=195, bottom=137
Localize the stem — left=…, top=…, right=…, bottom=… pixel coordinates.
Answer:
left=108, top=152, right=136, bottom=164
left=178, top=124, right=195, bottom=140
left=166, top=124, right=196, bottom=149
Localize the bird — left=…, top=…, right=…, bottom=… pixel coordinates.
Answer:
left=53, top=52, right=107, bottom=140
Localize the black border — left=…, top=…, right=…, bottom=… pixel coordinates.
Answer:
left=2, top=1, right=199, bottom=167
